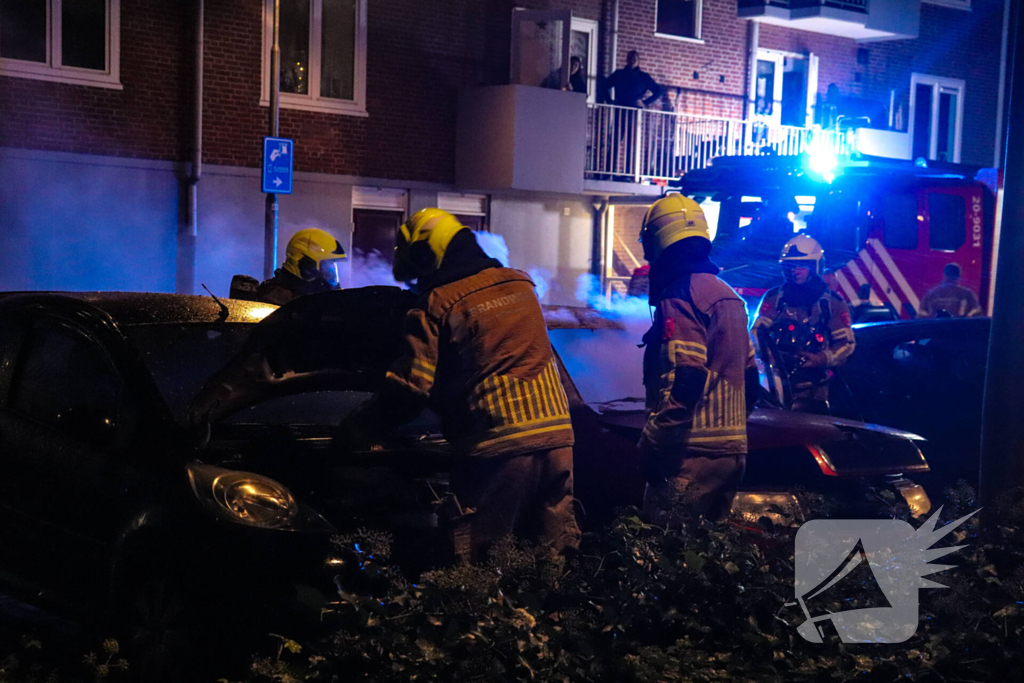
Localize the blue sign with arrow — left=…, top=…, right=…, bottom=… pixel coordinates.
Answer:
left=262, top=137, right=294, bottom=194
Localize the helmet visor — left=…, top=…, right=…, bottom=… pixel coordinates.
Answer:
left=318, top=258, right=345, bottom=288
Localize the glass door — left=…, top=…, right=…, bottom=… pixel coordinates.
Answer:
left=910, top=74, right=965, bottom=163
left=510, top=9, right=571, bottom=90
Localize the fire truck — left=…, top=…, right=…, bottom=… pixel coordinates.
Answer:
left=673, top=153, right=999, bottom=317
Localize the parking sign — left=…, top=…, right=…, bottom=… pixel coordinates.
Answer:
left=262, top=137, right=294, bottom=194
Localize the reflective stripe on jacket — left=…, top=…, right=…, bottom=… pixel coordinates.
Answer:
left=384, top=267, right=574, bottom=458
left=642, top=273, right=755, bottom=456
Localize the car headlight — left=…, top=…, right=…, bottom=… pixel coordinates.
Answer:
left=188, top=463, right=299, bottom=529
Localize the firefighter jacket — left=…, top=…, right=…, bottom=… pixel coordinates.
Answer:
left=919, top=282, right=982, bottom=318
left=377, top=267, right=574, bottom=459
left=642, top=273, right=757, bottom=456
left=751, top=283, right=855, bottom=368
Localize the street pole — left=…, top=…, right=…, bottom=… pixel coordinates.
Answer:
left=979, top=0, right=1023, bottom=518
left=264, top=0, right=281, bottom=280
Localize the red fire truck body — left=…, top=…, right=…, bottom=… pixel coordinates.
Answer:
left=676, top=155, right=998, bottom=317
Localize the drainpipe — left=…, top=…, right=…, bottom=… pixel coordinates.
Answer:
left=591, top=198, right=609, bottom=282
left=611, top=0, right=620, bottom=72
left=746, top=20, right=759, bottom=122
left=994, top=0, right=1012, bottom=167
left=178, top=0, right=203, bottom=295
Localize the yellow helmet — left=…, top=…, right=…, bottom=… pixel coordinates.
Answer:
left=639, top=194, right=711, bottom=263
left=283, top=228, right=347, bottom=286
left=393, top=208, right=467, bottom=283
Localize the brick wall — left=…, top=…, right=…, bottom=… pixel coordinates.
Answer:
left=614, top=0, right=749, bottom=119
left=0, top=0, right=1005, bottom=179
left=0, top=0, right=188, bottom=160
left=756, top=0, right=1004, bottom=165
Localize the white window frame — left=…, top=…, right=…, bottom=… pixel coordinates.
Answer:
left=754, top=49, right=816, bottom=128
left=570, top=16, right=599, bottom=104
left=909, top=73, right=965, bottom=163
left=260, top=0, right=368, bottom=117
left=0, top=0, right=121, bottom=89
left=922, top=0, right=971, bottom=9
left=654, top=0, right=703, bottom=44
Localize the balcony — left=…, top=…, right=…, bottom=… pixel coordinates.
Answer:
left=739, top=0, right=919, bottom=41
left=584, top=103, right=855, bottom=183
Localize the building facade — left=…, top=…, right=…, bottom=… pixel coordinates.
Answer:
left=0, top=0, right=1008, bottom=300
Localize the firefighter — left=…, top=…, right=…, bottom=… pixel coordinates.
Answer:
left=751, top=234, right=855, bottom=414
left=638, top=195, right=760, bottom=526
left=256, top=228, right=348, bottom=305
left=919, top=263, right=983, bottom=318
left=342, top=208, right=579, bottom=565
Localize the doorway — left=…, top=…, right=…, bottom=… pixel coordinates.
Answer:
left=352, top=209, right=403, bottom=263
left=910, top=74, right=964, bottom=163
left=755, top=50, right=817, bottom=128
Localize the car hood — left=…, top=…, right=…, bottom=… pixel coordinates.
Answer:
left=188, top=286, right=417, bottom=427
left=592, top=398, right=928, bottom=476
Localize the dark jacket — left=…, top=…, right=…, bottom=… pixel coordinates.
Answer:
left=257, top=269, right=334, bottom=306
left=602, top=67, right=663, bottom=107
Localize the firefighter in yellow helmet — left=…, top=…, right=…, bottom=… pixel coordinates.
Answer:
left=343, top=208, right=580, bottom=565
left=638, top=194, right=760, bottom=526
left=750, top=234, right=855, bottom=414
left=257, top=228, right=348, bottom=306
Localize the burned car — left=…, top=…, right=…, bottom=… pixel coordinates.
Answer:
left=0, top=288, right=931, bottom=648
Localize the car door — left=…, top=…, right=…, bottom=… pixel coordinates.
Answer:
left=0, top=314, right=130, bottom=596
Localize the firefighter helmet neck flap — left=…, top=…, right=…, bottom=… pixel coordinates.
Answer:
left=394, top=208, right=468, bottom=283
left=779, top=234, right=824, bottom=277
left=639, top=194, right=712, bottom=264
left=284, top=228, right=348, bottom=287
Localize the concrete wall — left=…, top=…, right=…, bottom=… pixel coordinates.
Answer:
left=490, top=193, right=594, bottom=307
left=0, top=149, right=178, bottom=293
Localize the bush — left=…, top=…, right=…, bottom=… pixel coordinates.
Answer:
left=241, top=483, right=1024, bottom=683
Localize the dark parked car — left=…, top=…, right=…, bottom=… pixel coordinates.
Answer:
left=829, top=317, right=990, bottom=488
left=0, top=289, right=932, bottom=658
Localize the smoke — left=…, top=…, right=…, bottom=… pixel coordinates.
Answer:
left=474, top=231, right=510, bottom=267
left=574, top=273, right=651, bottom=321
left=528, top=268, right=552, bottom=301
left=340, top=249, right=403, bottom=289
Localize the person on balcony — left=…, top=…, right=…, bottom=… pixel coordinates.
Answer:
left=601, top=50, right=663, bottom=108
left=598, top=51, right=664, bottom=179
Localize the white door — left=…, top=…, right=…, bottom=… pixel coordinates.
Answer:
left=570, top=17, right=599, bottom=103
left=510, top=9, right=572, bottom=90
left=910, top=74, right=965, bottom=163
left=756, top=50, right=815, bottom=128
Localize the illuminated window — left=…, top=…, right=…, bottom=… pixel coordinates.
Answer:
left=261, top=0, right=367, bottom=117
left=655, top=0, right=701, bottom=41
left=0, top=0, right=121, bottom=88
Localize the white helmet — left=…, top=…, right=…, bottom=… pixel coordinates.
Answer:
left=779, top=234, right=824, bottom=275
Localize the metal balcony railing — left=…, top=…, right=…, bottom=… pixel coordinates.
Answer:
left=738, top=0, right=868, bottom=11
left=585, top=103, right=855, bottom=183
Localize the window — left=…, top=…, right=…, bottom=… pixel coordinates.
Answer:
left=881, top=194, right=919, bottom=249
left=0, top=0, right=121, bottom=88
left=11, top=321, right=122, bottom=448
left=910, top=74, right=964, bottom=163
left=655, top=0, right=702, bottom=41
left=262, top=0, right=367, bottom=116
left=928, top=193, right=966, bottom=252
